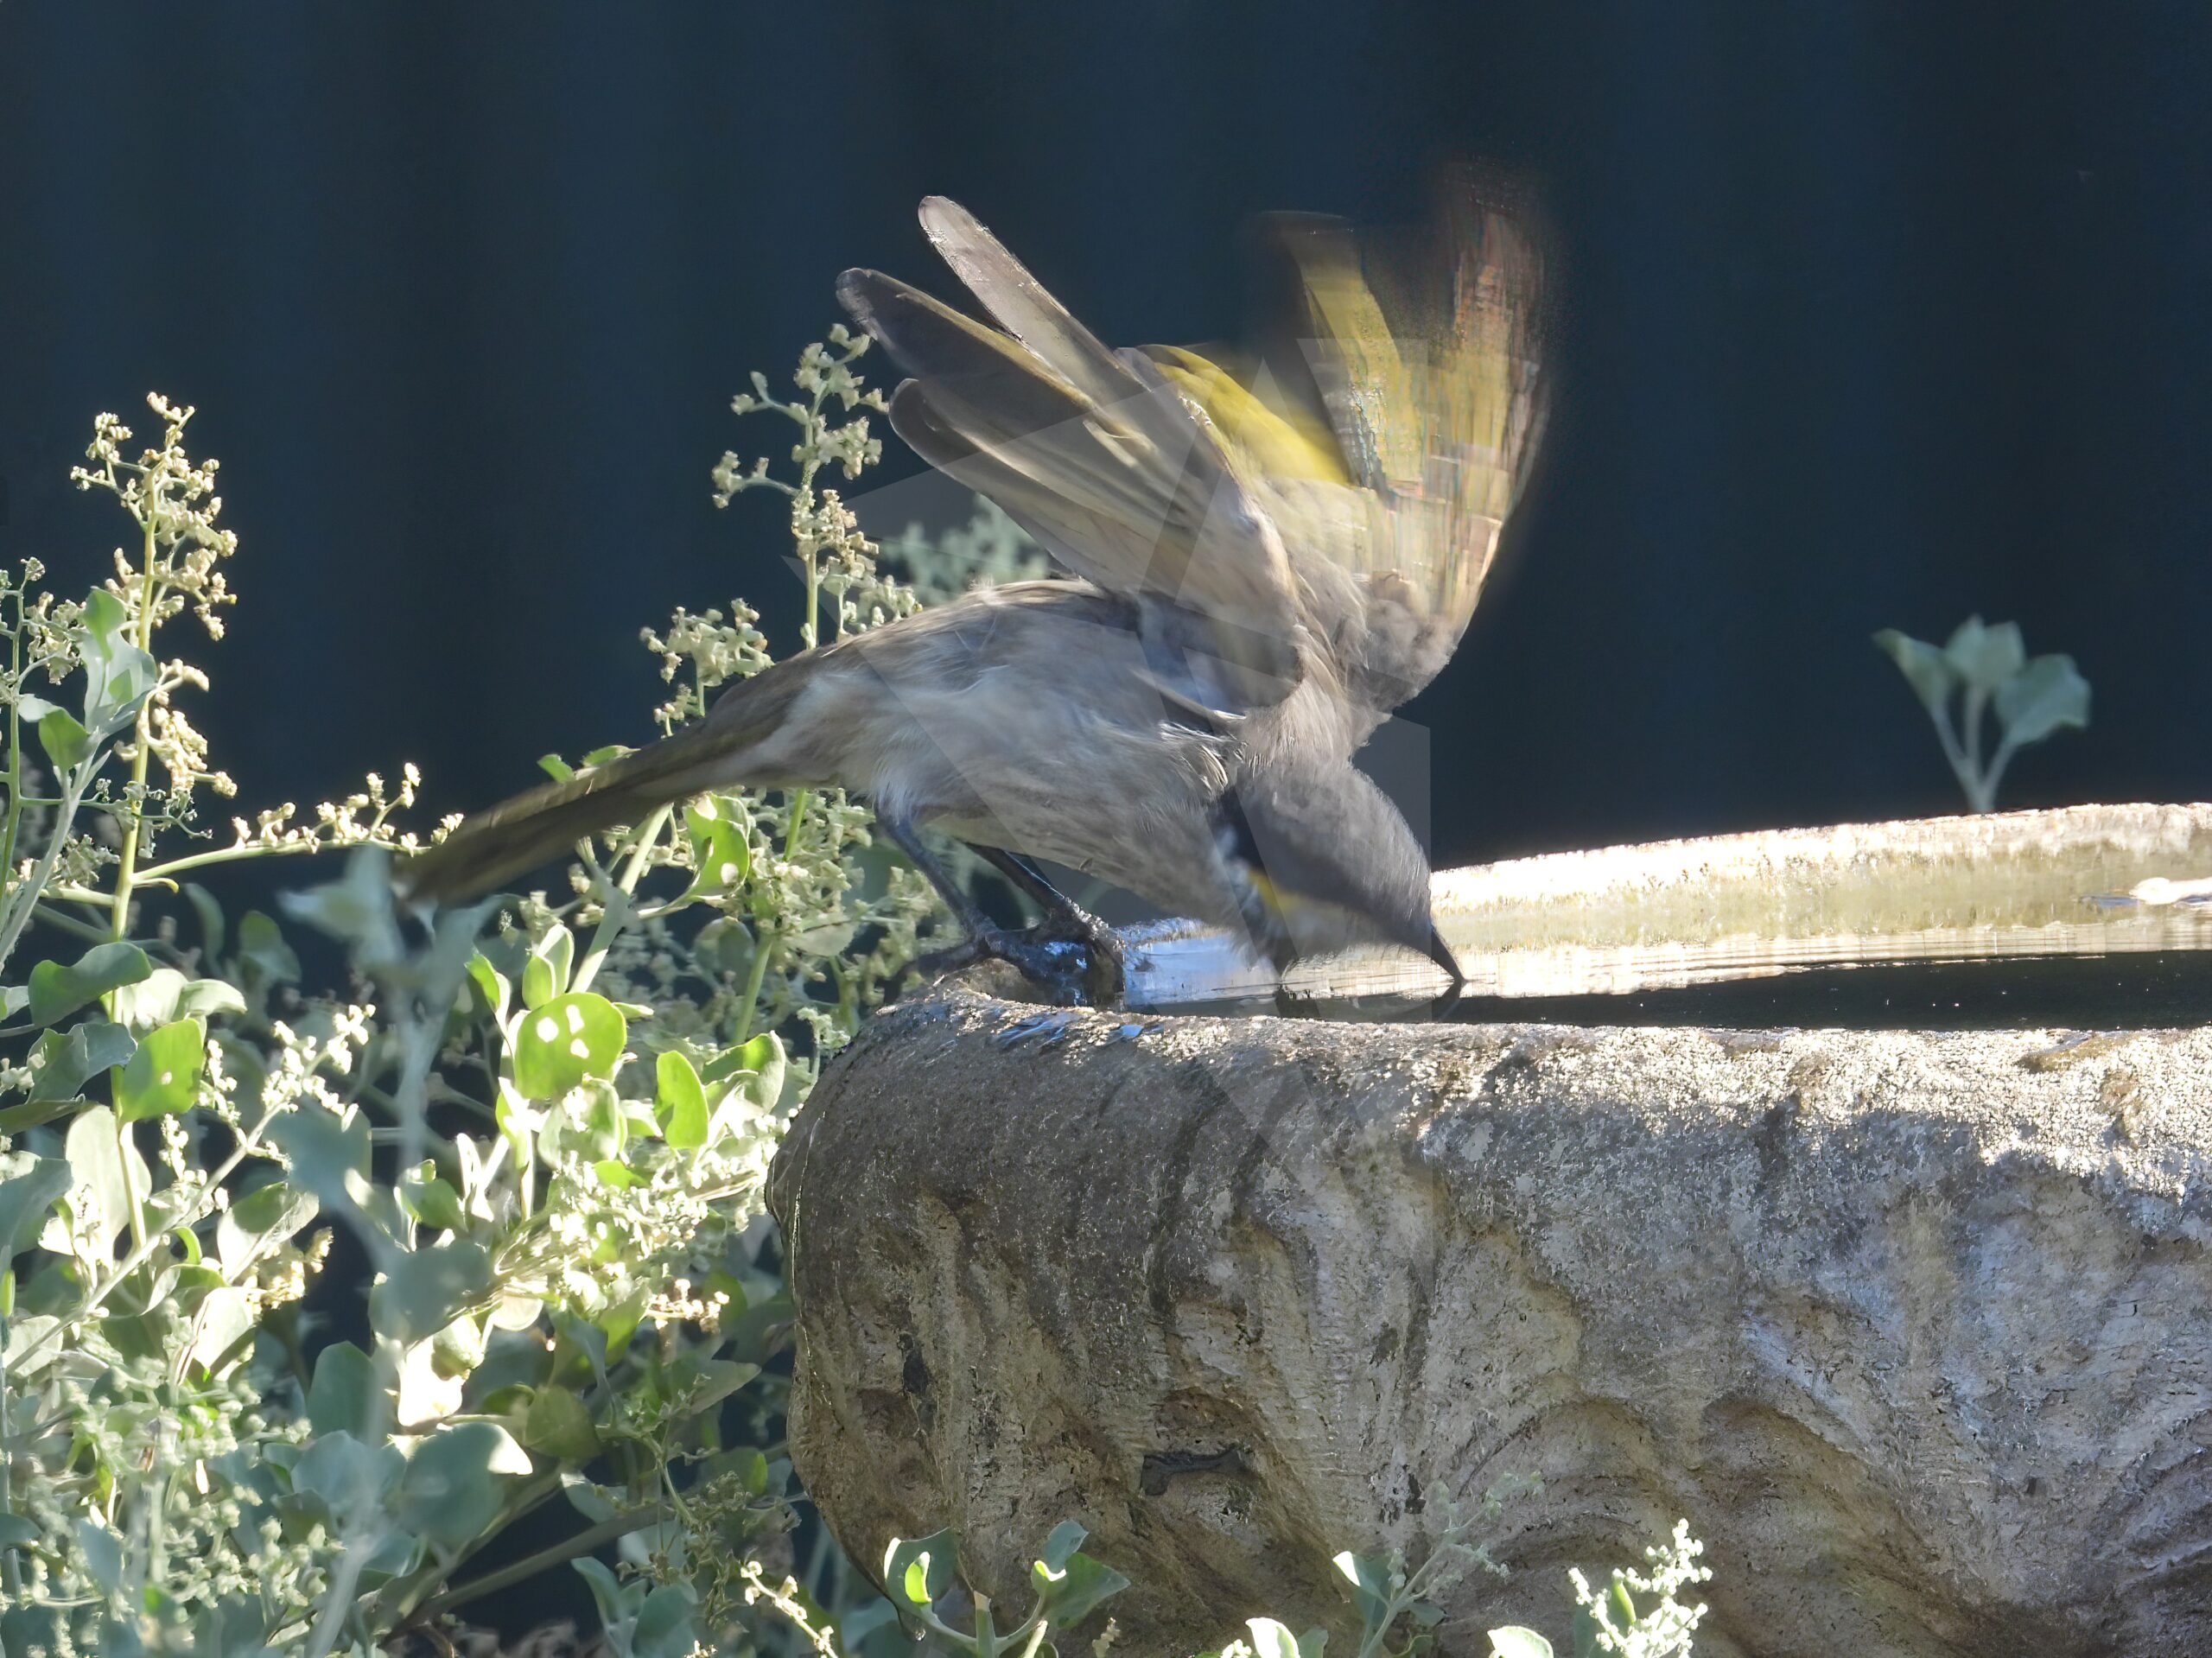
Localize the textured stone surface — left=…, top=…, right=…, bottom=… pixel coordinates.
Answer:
left=768, top=990, right=2212, bottom=1656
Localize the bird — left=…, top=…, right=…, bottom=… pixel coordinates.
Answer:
left=403, top=179, right=1549, bottom=1007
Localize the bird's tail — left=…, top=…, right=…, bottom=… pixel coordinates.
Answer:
left=401, top=664, right=808, bottom=904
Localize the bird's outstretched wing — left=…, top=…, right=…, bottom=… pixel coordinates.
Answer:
left=1220, top=171, right=1550, bottom=727
left=840, top=182, right=1547, bottom=728
left=839, top=199, right=1305, bottom=715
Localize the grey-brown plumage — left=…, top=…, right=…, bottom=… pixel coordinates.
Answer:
left=405, top=180, right=1548, bottom=1000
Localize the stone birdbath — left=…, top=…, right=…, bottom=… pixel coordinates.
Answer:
left=769, top=804, right=2212, bottom=1656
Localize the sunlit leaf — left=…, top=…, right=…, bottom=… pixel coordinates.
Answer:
left=114, top=1017, right=207, bottom=1121
left=1032, top=1547, right=1128, bottom=1632
left=111, top=968, right=245, bottom=1032
left=512, top=993, right=626, bottom=1101
left=40, top=1105, right=145, bottom=1255
left=884, top=1529, right=957, bottom=1611
left=35, top=708, right=91, bottom=772
left=1244, top=1617, right=1306, bottom=1658
left=655, top=1051, right=709, bottom=1149
left=1489, top=1628, right=1554, bottom=1658
left=27, top=942, right=152, bottom=1026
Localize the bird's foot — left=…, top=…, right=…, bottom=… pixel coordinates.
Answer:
left=907, top=924, right=1122, bottom=1007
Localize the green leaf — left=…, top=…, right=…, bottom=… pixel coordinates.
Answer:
left=291, top=1429, right=404, bottom=1521
left=76, top=1519, right=125, bottom=1594
left=884, top=1529, right=957, bottom=1612
left=1032, top=1548, right=1128, bottom=1633
left=1608, top=1579, right=1637, bottom=1629
left=512, top=992, right=627, bottom=1100
left=1037, top=1520, right=1090, bottom=1572
left=1994, top=652, right=2090, bottom=746
left=537, top=753, right=576, bottom=783
left=683, top=799, right=752, bottom=895
left=114, top=1017, right=207, bottom=1121
left=79, top=588, right=159, bottom=731
left=631, top=1585, right=700, bottom=1658
left=370, top=1239, right=493, bottom=1344
left=1943, top=614, right=2025, bottom=690
left=398, top=1167, right=467, bottom=1235
left=466, top=952, right=511, bottom=1024
left=1333, top=1550, right=1395, bottom=1644
left=265, top=1100, right=372, bottom=1213
left=188, top=1285, right=256, bottom=1375
left=522, top=930, right=569, bottom=1011
left=35, top=707, right=92, bottom=772
left=184, top=883, right=226, bottom=959
left=694, top=917, right=754, bottom=980
left=236, top=911, right=301, bottom=985
left=654, top=1051, right=709, bottom=1149
left=1244, top=1618, right=1306, bottom=1658
left=1570, top=1604, right=1603, bottom=1658
left=705, top=1030, right=786, bottom=1127
left=396, top=1421, right=531, bottom=1546
left=0, top=1155, right=71, bottom=1274
left=573, top=1556, right=631, bottom=1628
left=17, top=1020, right=135, bottom=1112
left=523, top=1385, right=601, bottom=1462
left=111, top=968, right=246, bottom=1031
left=216, top=1178, right=318, bottom=1274
left=40, top=1106, right=145, bottom=1255
left=308, top=1343, right=386, bottom=1441
left=28, top=942, right=152, bottom=1025
left=1489, top=1628, right=1555, bottom=1658
left=1872, top=629, right=1954, bottom=715
left=0, top=1513, right=38, bottom=1549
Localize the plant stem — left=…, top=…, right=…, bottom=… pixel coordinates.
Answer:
left=0, top=766, right=90, bottom=980
left=414, top=1504, right=671, bottom=1619
left=572, top=804, right=673, bottom=994
left=2, top=593, right=27, bottom=893
left=106, top=511, right=163, bottom=940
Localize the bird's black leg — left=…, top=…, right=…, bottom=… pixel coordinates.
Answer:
left=969, top=846, right=1125, bottom=998
left=879, top=817, right=1109, bottom=1005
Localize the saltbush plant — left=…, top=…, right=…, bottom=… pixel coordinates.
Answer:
left=1874, top=616, right=2089, bottom=812
left=2, top=353, right=1713, bottom=1657
left=0, top=337, right=963, bottom=1655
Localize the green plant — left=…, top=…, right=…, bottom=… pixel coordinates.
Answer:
left=0, top=336, right=971, bottom=1655
left=1874, top=616, right=2090, bottom=812
left=739, top=1503, right=1711, bottom=1658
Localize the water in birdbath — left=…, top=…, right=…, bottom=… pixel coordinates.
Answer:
left=1122, top=803, right=2212, bottom=1029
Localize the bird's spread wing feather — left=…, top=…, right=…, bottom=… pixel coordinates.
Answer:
left=838, top=206, right=1305, bottom=715
left=841, top=182, right=1547, bottom=730
left=1228, top=175, right=1549, bottom=725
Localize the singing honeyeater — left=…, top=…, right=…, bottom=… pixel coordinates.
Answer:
left=405, top=178, right=1548, bottom=1004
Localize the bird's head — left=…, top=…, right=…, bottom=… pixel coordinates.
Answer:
left=1217, top=754, right=1461, bottom=987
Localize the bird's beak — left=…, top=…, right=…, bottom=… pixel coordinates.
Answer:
left=1423, top=922, right=1465, bottom=1013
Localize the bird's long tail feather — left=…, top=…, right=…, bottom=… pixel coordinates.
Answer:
left=400, top=721, right=730, bottom=904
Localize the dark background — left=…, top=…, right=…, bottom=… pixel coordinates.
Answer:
left=4, top=2, right=2208, bottom=880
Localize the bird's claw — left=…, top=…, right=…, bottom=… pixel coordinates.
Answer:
left=908, top=924, right=1123, bottom=1007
